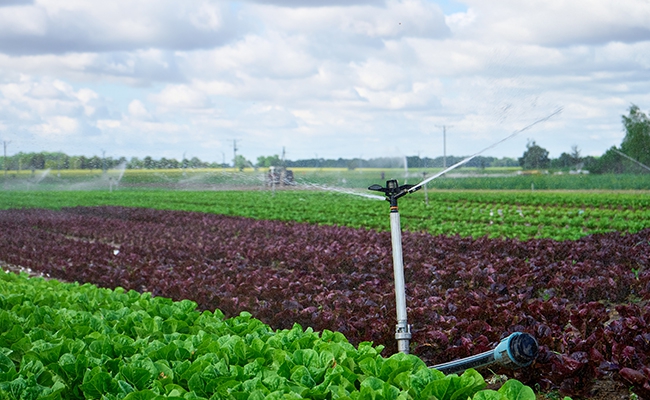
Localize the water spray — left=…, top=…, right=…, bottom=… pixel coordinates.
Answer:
left=614, top=149, right=650, bottom=173
left=368, top=109, right=561, bottom=371
left=408, top=107, right=563, bottom=193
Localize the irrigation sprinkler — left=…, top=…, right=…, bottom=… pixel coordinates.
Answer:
left=367, top=108, right=562, bottom=372
left=369, top=177, right=540, bottom=373
left=368, top=179, right=421, bottom=354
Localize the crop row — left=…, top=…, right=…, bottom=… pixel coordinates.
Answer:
left=1, top=206, right=649, bottom=397
left=1, top=190, right=650, bottom=241
left=0, top=272, right=537, bottom=400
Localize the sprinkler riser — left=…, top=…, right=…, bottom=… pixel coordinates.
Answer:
left=390, top=209, right=411, bottom=353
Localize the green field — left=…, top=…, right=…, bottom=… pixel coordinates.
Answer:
left=3, top=167, right=650, bottom=191
left=2, top=188, right=649, bottom=241
left=2, top=169, right=646, bottom=398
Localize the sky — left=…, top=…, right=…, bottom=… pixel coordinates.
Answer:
left=0, top=0, right=649, bottom=164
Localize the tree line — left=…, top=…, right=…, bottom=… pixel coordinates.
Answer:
left=2, top=105, right=649, bottom=174
left=517, top=104, right=650, bottom=173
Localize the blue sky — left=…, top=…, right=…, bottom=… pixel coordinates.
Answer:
left=0, top=0, right=649, bottom=163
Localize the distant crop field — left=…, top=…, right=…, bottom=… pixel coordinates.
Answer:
left=1, top=189, right=649, bottom=241
left=3, top=166, right=650, bottom=190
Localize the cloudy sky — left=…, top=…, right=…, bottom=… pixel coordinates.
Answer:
left=0, top=0, right=649, bottom=163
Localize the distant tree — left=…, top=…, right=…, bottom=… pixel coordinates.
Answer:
left=143, top=156, right=154, bottom=169
left=551, top=152, right=573, bottom=169
left=89, top=156, right=102, bottom=170
left=116, top=156, right=127, bottom=168
left=30, top=153, right=45, bottom=169
left=167, top=158, right=179, bottom=169
left=582, top=155, right=599, bottom=172
left=234, top=155, right=249, bottom=171
left=621, top=104, right=650, bottom=167
left=570, top=145, right=582, bottom=166
left=518, top=141, right=550, bottom=170
left=128, top=157, right=143, bottom=169
left=589, top=146, right=625, bottom=174
left=159, top=157, right=171, bottom=169
left=257, top=155, right=282, bottom=168
left=189, top=157, right=204, bottom=168
left=588, top=105, right=650, bottom=174
left=347, top=159, right=360, bottom=170
left=551, top=145, right=581, bottom=170
left=79, top=155, right=89, bottom=169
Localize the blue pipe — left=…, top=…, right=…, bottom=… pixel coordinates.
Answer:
left=430, top=332, right=538, bottom=375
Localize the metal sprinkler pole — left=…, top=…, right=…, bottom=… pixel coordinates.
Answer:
left=390, top=205, right=410, bottom=353
left=369, top=180, right=421, bottom=353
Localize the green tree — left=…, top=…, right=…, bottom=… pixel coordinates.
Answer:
left=518, top=141, right=550, bottom=170
left=589, top=105, right=650, bottom=174
left=143, top=156, right=154, bottom=169
left=570, top=145, right=582, bottom=166
left=590, top=146, right=625, bottom=174
left=234, top=155, right=249, bottom=171
left=257, top=155, right=282, bottom=168
left=551, top=152, right=573, bottom=169
left=129, top=157, right=143, bottom=169
left=189, top=157, right=204, bottom=168
left=621, top=104, right=650, bottom=167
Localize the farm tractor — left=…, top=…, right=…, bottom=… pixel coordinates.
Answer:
left=266, top=166, right=295, bottom=186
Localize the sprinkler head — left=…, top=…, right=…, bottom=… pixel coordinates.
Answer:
left=368, top=180, right=420, bottom=204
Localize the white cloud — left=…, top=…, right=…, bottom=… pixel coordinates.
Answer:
left=34, top=115, right=79, bottom=138
left=0, top=4, right=47, bottom=35
left=151, top=84, right=210, bottom=112
left=127, top=100, right=151, bottom=120
left=0, top=0, right=648, bottom=161
left=457, top=0, right=650, bottom=46
left=0, top=0, right=239, bottom=55
left=187, top=31, right=317, bottom=79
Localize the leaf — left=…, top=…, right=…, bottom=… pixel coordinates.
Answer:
left=472, top=389, right=505, bottom=400
left=290, top=365, right=316, bottom=388
left=123, top=390, right=159, bottom=400
left=497, top=379, right=536, bottom=400
left=120, top=364, right=153, bottom=391
left=81, top=366, right=118, bottom=399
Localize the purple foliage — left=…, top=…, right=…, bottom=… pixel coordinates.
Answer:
left=1, top=206, right=650, bottom=397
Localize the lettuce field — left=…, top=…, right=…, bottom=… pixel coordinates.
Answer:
left=0, top=271, right=531, bottom=400
left=1, top=189, right=650, bottom=241
left=1, top=188, right=650, bottom=398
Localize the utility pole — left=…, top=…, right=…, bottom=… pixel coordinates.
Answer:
left=233, top=139, right=239, bottom=171
left=435, top=125, right=453, bottom=168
